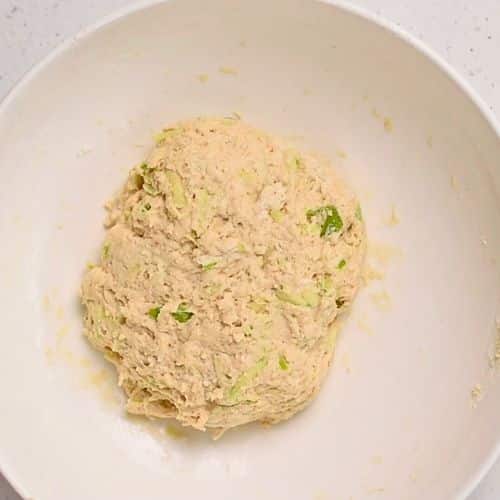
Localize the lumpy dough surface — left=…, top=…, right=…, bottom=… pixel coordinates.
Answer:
left=81, top=117, right=366, bottom=435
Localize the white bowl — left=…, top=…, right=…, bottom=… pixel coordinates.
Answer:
left=1, top=1, right=499, bottom=499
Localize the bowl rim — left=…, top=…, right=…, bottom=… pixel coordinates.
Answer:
left=0, top=1, right=499, bottom=498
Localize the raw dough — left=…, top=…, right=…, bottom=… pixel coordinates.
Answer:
left=81, top=117, right=366, bottom=435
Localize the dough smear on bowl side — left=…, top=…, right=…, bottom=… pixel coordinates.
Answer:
left=80, top=117, right=366, bottom=436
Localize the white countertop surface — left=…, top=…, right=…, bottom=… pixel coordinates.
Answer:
left=0, top=1, right=498, bottom=499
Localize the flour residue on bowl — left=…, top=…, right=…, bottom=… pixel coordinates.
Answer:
left=41, top=290, right=121, bottom=407
left=370, top=290, right=392, bottom=311
left=218, top=66, right=238, bottom=76
left=470, top=384, right=483, bottom=407
left=370, top=107, right=394, bottom=134
left=489, top=317, right=500, bottom=369
left=382, top=205, right=400, bottom=227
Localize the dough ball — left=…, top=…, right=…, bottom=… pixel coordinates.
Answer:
left=81, top=117, right=365, bottom=435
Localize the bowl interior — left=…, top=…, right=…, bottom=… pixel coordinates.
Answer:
left=0, top=0, right=499, bottom=499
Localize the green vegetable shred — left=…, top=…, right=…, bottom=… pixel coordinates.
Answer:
left=202, top=262, right=217, bottom=271
left=355, top=204, right=363, bottom=221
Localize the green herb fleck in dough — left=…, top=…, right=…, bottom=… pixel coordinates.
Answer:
left=307, top=205, right=343, bottom=237
left=102, top=243, right=110, bottom=259
left=337, top=259, right=347, bottom=269
left=279, top=355, right=289, bottom=370
left=171, top=303, right=194, bottom=323
left=148, top=306, right=162, bottom=320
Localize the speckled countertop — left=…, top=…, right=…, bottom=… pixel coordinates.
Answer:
left=0, top=1, right=498, bottom=499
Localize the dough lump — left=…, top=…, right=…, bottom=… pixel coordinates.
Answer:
left=81, top=117, right=366, bottom=435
